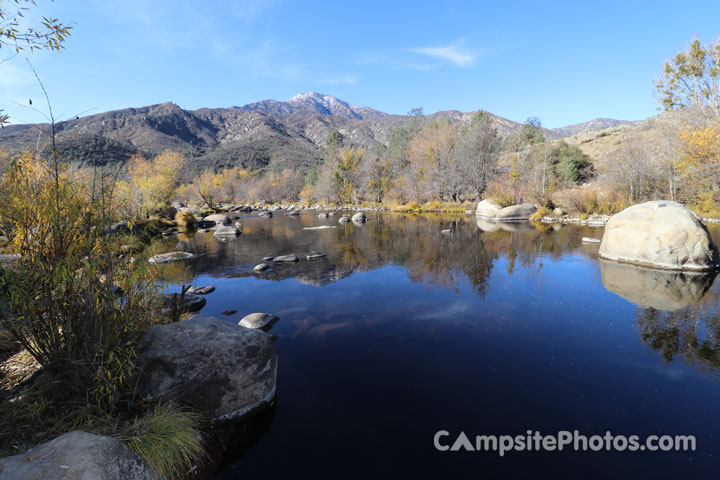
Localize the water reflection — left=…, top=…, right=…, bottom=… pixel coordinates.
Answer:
left=635, top=290, right=720, bottom=373
left=143, top=213, right=720, bottom=478
left=600, top=260, right=718, bottom=311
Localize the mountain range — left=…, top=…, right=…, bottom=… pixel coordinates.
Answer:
left=0, top=92, right=636, bottom=173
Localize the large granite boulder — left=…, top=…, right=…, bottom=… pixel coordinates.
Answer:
left=0, top=431, right=160, bottom=480
left=599, top=201, right=720, bottom=271
left=137, top=317, right=277, bottom=422
left=600, top=260, right=716, bottom=311
left=494, top=203, right=537, bottom=221
left=475, top=199, right=502, bottom=218
left=475, top=200, right=536, bottom=221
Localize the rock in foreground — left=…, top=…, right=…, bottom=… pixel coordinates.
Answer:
left=599, top=201, right=720, bottom=271
left=137, top=317, right=277, bottom=422
left=0, top=431, right=159, bottom=480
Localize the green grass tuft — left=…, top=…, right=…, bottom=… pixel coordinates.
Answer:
left=120, top=404, right=206, bottom=480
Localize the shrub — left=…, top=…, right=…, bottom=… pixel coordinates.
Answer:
left=174, top=210, right=197, bottom=231
left=530, top=206, right=550, bottom=220
left=0, top=153, right=161, bottom=409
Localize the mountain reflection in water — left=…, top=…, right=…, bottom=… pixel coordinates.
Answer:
left=148, top=212, right=720, bottom=479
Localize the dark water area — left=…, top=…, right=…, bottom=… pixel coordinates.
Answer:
left=155, top=213, right=720, bottom=479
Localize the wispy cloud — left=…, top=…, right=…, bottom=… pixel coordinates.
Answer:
left=318, top=75, right=358, bottom=86
left=0, top=63, right=33, bottom=90
left=410, top=38, right=478, bottom=68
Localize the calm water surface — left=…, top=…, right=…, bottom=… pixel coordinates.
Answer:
left=156, top=212, right=720, bottom=479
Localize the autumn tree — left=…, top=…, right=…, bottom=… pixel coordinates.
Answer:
left=405, top=120, right=459, bottom=201
left=604, top=138, right=663, bottom=203
left=676, top=123, right=720, bottom=202
left=457, top=110, right=501, bottom=197
left=360, top=144, right=394, bottom=203
left=655, top=38, right=720, bottom=121
left=317, top=146, right=364, bottom=203
left=115, top=150, right=185, bottom=219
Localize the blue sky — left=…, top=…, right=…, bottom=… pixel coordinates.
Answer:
left=1, top=0, right=720, bottom=128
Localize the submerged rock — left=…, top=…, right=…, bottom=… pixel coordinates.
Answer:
left=600, top=260, right=717, bottom=311
left=203, top=213, right=232, bottom=225
left=586, top=214, right=607, bottom=227
left=306, top=251, right=327, bottom=260
left=137, top=317, right=277, bottom=422
left=259, top=211, right=273, bottom=218
left=274, top=254, right=299, bottom=263
left=286, top=210, right=300, bottom=216
left=213, top=225, right=241, bottom=237
left=351, top=212, right=367, bottom=223
left=254, top=263, right=270, bottom=272
left=262, top=255, right=274, bottom=261
left=186, top=285, right=215, bottom=295
left=239, top=313, right=279, bottom=331
left=599, top=201, right=720, bottom=271
left=0, top=430, right=160, bottom=480
left=148, top=251, right=194, bottom=265
left=303, top=225, right=337, bottom=230
left=222, top=310, right=238, bottom=316
left=159, top=293, right=206, bottom=313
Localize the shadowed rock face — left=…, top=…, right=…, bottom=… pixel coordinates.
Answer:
left=600, top=260, right=718, bottom=311
left=0, top=431, right=160, bottom=480
left=599, top=201, right=720, bottom=271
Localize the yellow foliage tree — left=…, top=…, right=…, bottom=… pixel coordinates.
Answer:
left=115, top=150, right=185, bottom=219
left=676, top=123, right=720, bottom=201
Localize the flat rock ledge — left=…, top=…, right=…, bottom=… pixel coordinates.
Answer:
left=148, top=251, right=194, bottom=265
left=0, top=431, right=160, bottom=480
left=598, top=201, right=720, bottom=271
left=137, top=317, right=277, bottom=423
